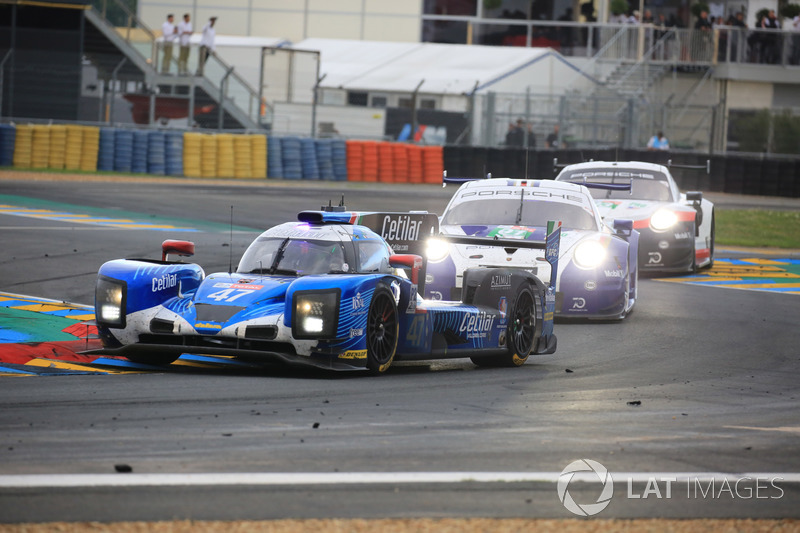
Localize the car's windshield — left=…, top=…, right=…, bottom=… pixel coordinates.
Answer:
left=238, top=237, right=347, bottom=276
left=558, top=168, right=673, bottom=202
left=442, top=197, right=597, bottom=231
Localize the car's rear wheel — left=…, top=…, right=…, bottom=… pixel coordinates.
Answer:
left=472, top=287, right=537, bottom=368
left=365, top=286, right=399, bottom=374
left=125, top=351, right=180, bottom=366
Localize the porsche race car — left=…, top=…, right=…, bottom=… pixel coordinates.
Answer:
left=89, top=207, right=560, bottom=373
left=424, top=177, right=639, bottom=320
left=554, top=160, right=714, bottom=273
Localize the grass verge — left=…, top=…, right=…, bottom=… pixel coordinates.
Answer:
left=716, top=209, right=800, bottom=249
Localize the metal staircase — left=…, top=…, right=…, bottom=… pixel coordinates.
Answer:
left=83, top=0, right=263, bottom=130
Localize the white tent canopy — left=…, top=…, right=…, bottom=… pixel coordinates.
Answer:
left=291, top=38, right=583, bottom=95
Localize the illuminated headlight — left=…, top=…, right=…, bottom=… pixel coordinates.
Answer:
left=95, top=276, right=126, bottom=327
left=573, top=240, right=607, bottom=269
left=426, top=238, right=450, bottom=262
left=293, top=289, right=339, bottom=339
left=650, top=209, right=678, bottom=231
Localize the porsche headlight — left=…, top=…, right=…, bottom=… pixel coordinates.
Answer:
left=573, top=240, right=607, bottom=269
left=650, top=209, right=678, bottom=231
left=426, top=238, right=450, bottom=262
left=95, top=276, right=126, bottom=327
left=292, top=289, right=340, bottom=339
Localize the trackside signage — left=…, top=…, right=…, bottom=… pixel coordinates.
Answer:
left=558, top=459, right=787, bottom=517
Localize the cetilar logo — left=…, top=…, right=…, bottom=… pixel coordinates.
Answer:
left=557, top=459, right=614, bottom=516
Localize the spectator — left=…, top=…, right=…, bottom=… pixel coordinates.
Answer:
left=642, top=9, right=654, bottom=23
left=161, top=14, right=177, bottom=74
left=505, top=119, right=524, bottom=147
left=647, top=131, right=669, bottom=150
left=792, top=12, right=800, bottom=65
left=694, top=10, right=713, bottom=61
left=546, top=124, right=560, bottom=148
left=177, top=13, right=192, bottom=75
left=197, top=16, right=217, bottom=75
left=759, top=10, right=781, bottom=64
left=525, top=122, right=536, bottom=149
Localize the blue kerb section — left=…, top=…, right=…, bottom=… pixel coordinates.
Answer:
left=90, top=357, right=159, bottom=370
left=0, top=365, right=37, bottom=375
left=696, top=279, right=789, bottom=286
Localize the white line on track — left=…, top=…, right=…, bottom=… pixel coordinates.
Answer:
left=1, top=472, right=800, bottom=488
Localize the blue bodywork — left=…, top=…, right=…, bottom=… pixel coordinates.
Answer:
left=90, top=210, right=559, bottom=372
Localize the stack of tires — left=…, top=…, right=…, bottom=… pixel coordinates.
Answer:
left=300, top=137, right=319, bottom=179
left=267, top=136, right=282, bottom=178
left=48, top=125, right=67, bottom=170
left=13, top=125, right=33, bottom=168
left=165, top=131, right=184, bottom=176
left=251, top=135, right=267, bottom=179
left=216, top=134, right=235, bottom=178
left=114, top=129, right=134, bottom=172
left=331, top=139, right=347, bottom=181
left=64, top=125, right=84, bottom=171
left=315, top=139, right=335, bottom=181
left=31, top=125, right=50, bottom=169
left=131, top=130, right=149, bottom=173
left=345, top=140, right=363, bottom=182
left=0, top=124, right=15, bottom=167
left=183, top=132, right=202, bottom=178
left=362, top=141, right=379, bottom=182
left=201, top=134, right=218, bottom=178
left=97, top=128, right=115, bottom=172
left=233, top=134, right=252, bottom=178
left=147, top=131, right=166, bottom=175
left=80, top=126, right=100, bottom=172
left=280, top=137, right=302, bottom=180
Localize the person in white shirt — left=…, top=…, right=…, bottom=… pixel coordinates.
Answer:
left=792, top=14, right=800, bottom=65
left=197, top=16, right=217, bottom=75
left=160, top=13, right=177, bottom=74
left=177, top=13, right=192, bottom=75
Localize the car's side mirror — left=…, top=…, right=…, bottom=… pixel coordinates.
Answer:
left=613, top=219, right=633, bottom=237
left=686, top=191, right=703, bottom=205
left=162, top=240, right=195, bottom=261
left=390, top=254, right=423, bottom=285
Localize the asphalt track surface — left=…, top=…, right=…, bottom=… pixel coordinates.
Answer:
left=1, top=174, right=799, bottom=524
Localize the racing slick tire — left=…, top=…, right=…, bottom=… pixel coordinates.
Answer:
left=703, top=211, right=715, bottom=270
left=124, top=350, right=180, bottom=366
left=366, top=285, right=399, bottom=375
left=471, top=286, right=538, bottom=368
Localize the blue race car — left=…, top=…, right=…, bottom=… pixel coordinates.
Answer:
left=90, top=207, right=560, bottom=373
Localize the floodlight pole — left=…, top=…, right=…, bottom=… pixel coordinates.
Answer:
left=411, top=79, right=425, bottom=142
left=311, top=72, right=326, bottom=138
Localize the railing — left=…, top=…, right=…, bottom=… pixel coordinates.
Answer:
left=89, top=0, right=263, bottom=128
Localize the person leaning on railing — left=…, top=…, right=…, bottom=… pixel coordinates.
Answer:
left=160, top=13, right=177, bottom=74
left=197, top=16, right=217, bottom=76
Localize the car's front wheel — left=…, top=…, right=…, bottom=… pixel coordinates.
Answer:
left=365, top=285, right=399, bottom=374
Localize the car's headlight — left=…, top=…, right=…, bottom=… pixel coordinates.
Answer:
left=426, top=238, right=450, bottom=262
left=650, top=209, right=678, bottom=231
left=95, top=276, right=126, bottom=327
left=292, top=289, right=340, bottom=339
left=573, top=240, right=607, bottom=269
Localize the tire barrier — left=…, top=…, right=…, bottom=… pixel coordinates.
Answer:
left=267, top=136, right=282, bottom=179
left=0, top=124, right=16, bottom=167
left=362, top=141, right=379, bottom=182
left=97, top=128, right=115, bottom=172
left=216, top=133, right=235, bottom=178
left=147, top=131, right=166, bottom=176
left=64, top=125, right=84, bottom=171
left=31, top=125, right=50, bottom=169
left=233, top=134, right=252, bottom=179
left=407, top=144, right=423, bottom=184
left=131, top=130, right=149, bottom=174
left=315, top=139, right=335, bottom=181
left=165, top=131, right=184, bottom=176
left=331, top=139, right=347, bottom=181
left=113, top=129, right=134, bottom=173
left=182, top=132, right=202, bottom=178
left=300, top=137, right=320, bottom=180
left=251, top=135, right=267, bottom=179
left=345, top=140, right=363, bottom=182
left=392, top=143, right=409, bottom=183
left=201, top=134, right=217, bottom=178
left=281, top=137, right=302, bottom=180
left=421, top=145, right=443, bottom=184
left=13, top=125, right=33, bottom=168
left=377, top=142, right=394, bottom=183
left=48, top=125, right=67, bottom=170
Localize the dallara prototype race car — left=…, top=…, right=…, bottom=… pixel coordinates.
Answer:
left=554, top=161, right=714, bottom=273
left=89, top=207, right=560, bottom=373
left=424, top=177, right=638, bottom=320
